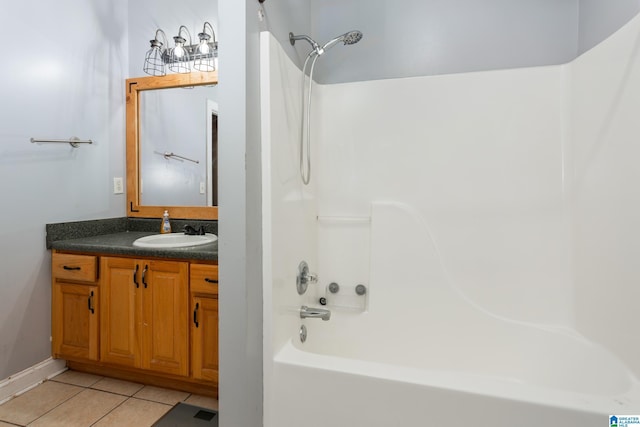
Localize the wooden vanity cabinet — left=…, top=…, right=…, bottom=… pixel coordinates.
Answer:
left=190, top=264, right=219, bottom=382
left=51, top=253, right=99, bottom=361
left=100, top=256, right=189, bottom=377
left=51, top=251, right=218, bottom=396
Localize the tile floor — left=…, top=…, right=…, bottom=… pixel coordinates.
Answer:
left=0, top=370, right=218, bottom=427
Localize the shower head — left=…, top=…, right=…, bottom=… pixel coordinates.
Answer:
left=290, top=30, right=363, bottom=57
left=343, top=31, right=363, bottom=45
left=321, top=30, right=363, bottom=51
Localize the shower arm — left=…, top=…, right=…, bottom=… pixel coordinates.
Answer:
left=289, top=32, right=324, bottom=55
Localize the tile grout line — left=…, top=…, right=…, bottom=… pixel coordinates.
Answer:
left=51, top=377, right=206, bottom=406
left=130, top=392, right=192, bottom=406
left=88, top=396, right=131, bottom=427
left=86, top=384, right=191, bottom=403
left=23, top=377, right=123, bottom=426
left=85, top=385, right=193, bottom=427
left=51, top=378, right=143, bottom=400
left=49, top=376, right=214, bottom=407
left=88, top=394, right=185, bottom=427
left=23, top=380, right=86, bottom=427
left=49, top=378, right=102, bottom=390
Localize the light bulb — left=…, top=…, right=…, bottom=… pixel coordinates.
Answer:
left=198, top=41, right=210, bottom=55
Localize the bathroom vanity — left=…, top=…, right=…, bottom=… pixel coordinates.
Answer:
left=48, top=221, right=218, bottom=397
left=48, top=72, right=220, bottom=396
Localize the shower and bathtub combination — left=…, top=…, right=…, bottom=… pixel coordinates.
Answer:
left=261, top=14, right=640, bottom=427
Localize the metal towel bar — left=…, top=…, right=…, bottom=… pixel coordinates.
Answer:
left=156, top=151, right=200, bottom=164
left=30, top=137, right=93, bottom=148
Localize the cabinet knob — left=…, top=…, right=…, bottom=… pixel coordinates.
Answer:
left=204, top=278, right=218, bottom=284
left=63, top=266, right=81, bottom=271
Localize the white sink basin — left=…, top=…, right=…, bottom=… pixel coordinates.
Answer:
left=133, top=233, right=218, bottom=248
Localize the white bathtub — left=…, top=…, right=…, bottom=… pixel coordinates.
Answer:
left=268, top=203, right=640, bottom=427
left=272, top=324, right=640, bottom=427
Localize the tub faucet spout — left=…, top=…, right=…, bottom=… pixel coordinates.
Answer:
left=300, top=305, right=331, bottom=321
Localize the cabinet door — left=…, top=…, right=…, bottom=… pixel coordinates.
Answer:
left=52, top=283, right=99, bottom=361
left=100, top=257, right=139, bottom=367
left=140, top=260, right=189, bottom=377
left=191, top=295, right=219, bottom=382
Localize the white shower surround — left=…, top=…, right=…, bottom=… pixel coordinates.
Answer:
left=314, top=60, right=571, bottom=326
left=262, top=11, right=640, bottom=426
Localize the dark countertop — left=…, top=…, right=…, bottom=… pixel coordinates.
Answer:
left=47, top=217, right=218, bottom=262
left=50, top=231, right=217, bottom=261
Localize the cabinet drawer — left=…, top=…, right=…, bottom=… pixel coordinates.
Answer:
left=52, top=253, right=98, bottom=283
left=190, top=264, right=218, bottom=295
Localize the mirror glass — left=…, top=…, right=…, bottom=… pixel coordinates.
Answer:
left=139, top=86, right=218, bottom=206
left=126, top=72, right=218, bottom=220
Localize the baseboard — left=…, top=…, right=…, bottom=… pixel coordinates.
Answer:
left=0, top=358, right=67, bottom=404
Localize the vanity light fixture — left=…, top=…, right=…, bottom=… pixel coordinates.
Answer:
left=143, top=22, right=218, bottom=76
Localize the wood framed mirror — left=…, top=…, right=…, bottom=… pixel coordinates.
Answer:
left=126, top=72, right=219, bottom=219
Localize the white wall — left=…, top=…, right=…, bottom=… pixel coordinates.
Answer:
left=570, top=12, right=640, bottom=377
left=0, top=0, right=128, bottom=380
left=314, top=66, right=571, bottom=325
left=217, top=0, right=264, bottom=426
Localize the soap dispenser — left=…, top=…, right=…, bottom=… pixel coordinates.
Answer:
left=161, top=210, right=172, bottom=234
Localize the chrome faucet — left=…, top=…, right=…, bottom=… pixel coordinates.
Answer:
left=300, top=305, right=331, bottom=321
left=183, top=225, right=206, bottom=235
